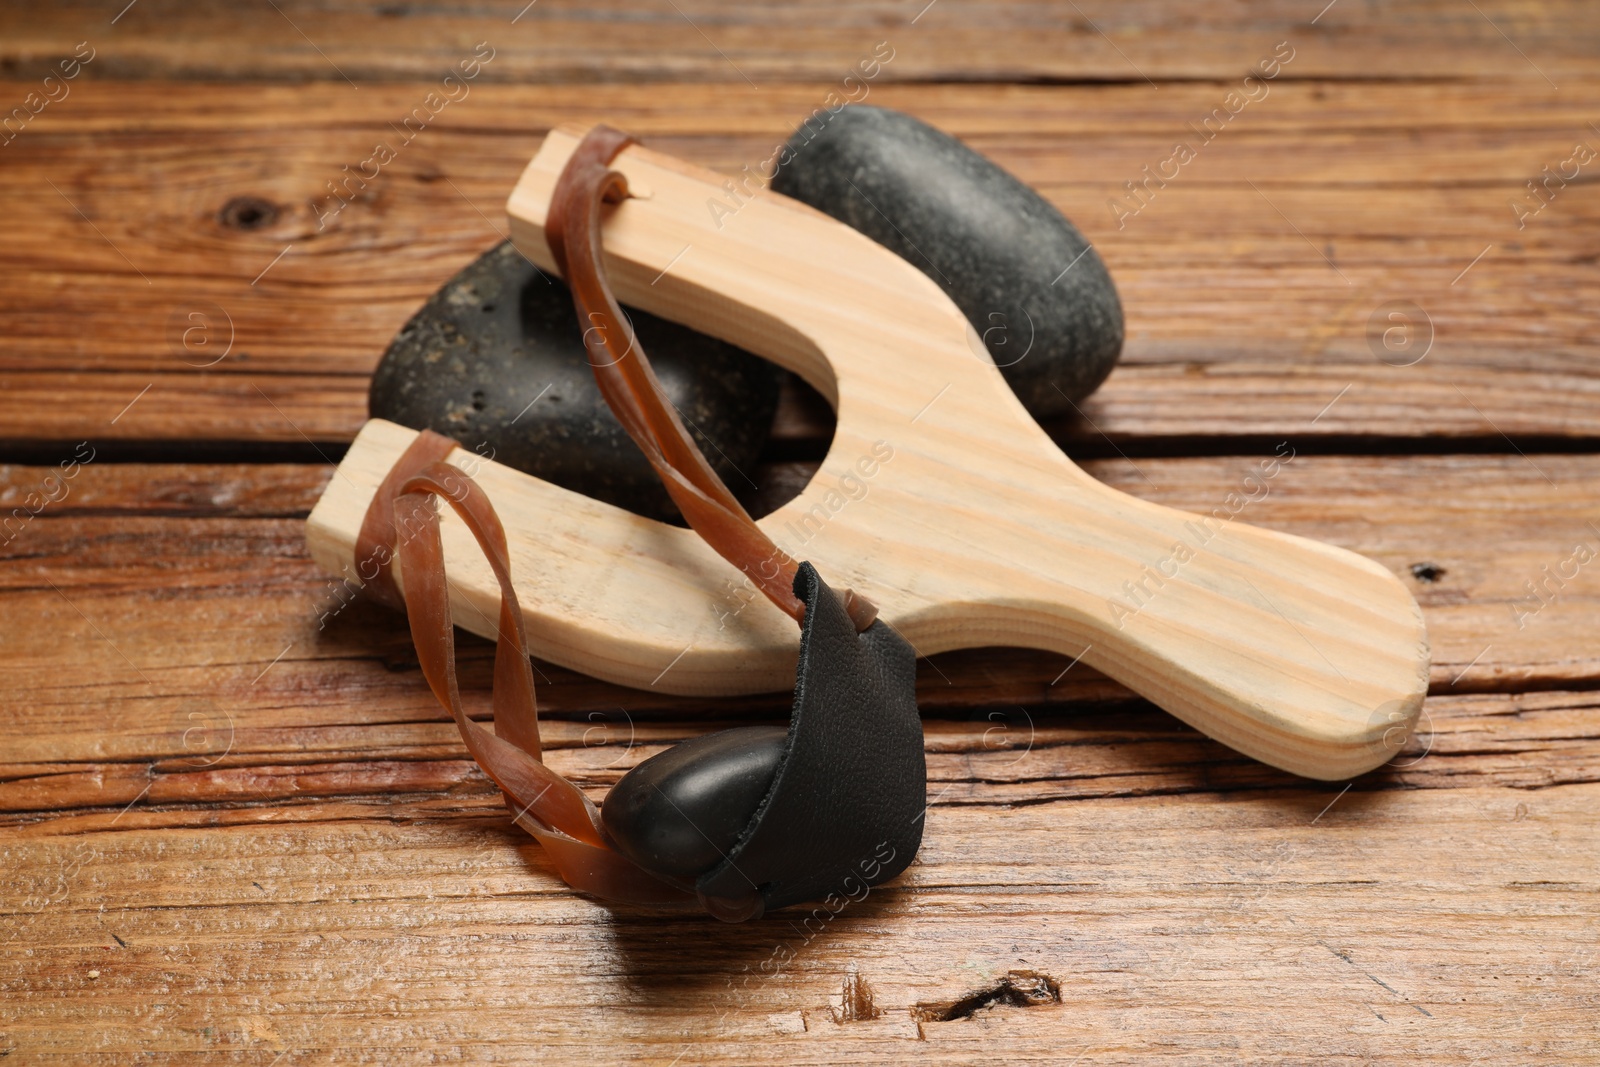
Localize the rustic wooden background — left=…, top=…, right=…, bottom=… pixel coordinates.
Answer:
left=2, top=1, right=1597, bottom=1062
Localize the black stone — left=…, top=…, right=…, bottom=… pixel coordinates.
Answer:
left=369, top=241, right=779, bottom=523
left=602, top=724, right=789, bottom=882
left=771, top=105, right=1124, bottom=421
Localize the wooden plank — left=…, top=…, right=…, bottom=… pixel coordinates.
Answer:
left=3, top=5, right=1592, bottom=1061
left=3, top=81, right=1596, bottom=447
left=4, top=452, right=1600, bottom=791
left=2, top=785, right=1594, bottom=1062
left=5, top=682, right=1598, bottom=828
left=6, top=431, right=1596, bottom=1053
left=2, top=0, right=1596, bottom=83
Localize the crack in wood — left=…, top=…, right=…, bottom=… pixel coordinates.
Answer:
left=913, top=969, right=1062, bottom=1028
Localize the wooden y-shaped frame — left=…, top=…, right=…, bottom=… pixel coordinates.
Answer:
left=308, top=124, right=1429, bottom=780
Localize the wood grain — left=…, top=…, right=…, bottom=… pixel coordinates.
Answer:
left=6, top=683, right=1599, bottom=830
left=3, top=0, right=1597, bottom=83
left=3, top=786, right=1594, bottom=1062
left=3, top=81, right=1597, bottom=446
left=7, top=456, right=1596, bottom=1057
left=5, top=453, right=1598, bottom=782
left=3, top=4, right=1597, bottom=1057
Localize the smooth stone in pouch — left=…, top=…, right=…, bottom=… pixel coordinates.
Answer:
left=696, top=563, right=926, bottom=914
left=770, top=105, right=1124, bottom=421
left=369, top=241, right=779, bottom=524
left=602, top=725, right=789, bottom=882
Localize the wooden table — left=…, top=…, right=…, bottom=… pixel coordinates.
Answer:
left=3, top=2, right=1596, bottom=1062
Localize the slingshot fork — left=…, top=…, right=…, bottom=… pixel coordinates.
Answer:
left=308, top=124, right=1429, bottom=780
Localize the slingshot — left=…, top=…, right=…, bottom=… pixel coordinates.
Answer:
left=308, top=124, right=1430, bottom=781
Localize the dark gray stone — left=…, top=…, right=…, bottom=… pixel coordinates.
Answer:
left=369, top=241, right=779, bottom=523
left=771, top=105, right=1123, bottom=420
left=602, top=725, right=788, bottom=881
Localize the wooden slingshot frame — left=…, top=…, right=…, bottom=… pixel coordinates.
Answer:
left=308, top=123, right=1430, bottom=781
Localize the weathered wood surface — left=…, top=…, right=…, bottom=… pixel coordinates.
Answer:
left=4, top=0, right=1598, bottom=83
left=3, top=457, right=1598, bottom=1055
left=4, top=0, right=1597, bottom=1058
left=1, top=455, right=1596, bottom=815
left=3, top=80, right=1598, bottom=447
left=4, top=452, right=1599, bottom=778
left=3, top=787, right=1596, bottom=1063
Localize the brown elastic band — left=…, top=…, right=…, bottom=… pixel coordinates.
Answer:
left=355, top=433, right=694, bottom=908
left=353, top=429, right=459, bottom=609
left=347, top=123, right=887, bottom=909
left=544, top=125, right=879, bottom=633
